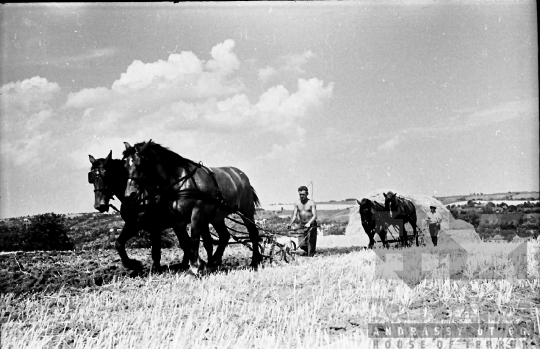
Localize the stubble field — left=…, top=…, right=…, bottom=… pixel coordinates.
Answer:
left=1, top=237, right=539, bottom=349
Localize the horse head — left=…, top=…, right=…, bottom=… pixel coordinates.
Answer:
left=383, top=191, right=398, bottom=212
left=88, top=150, right=121, bottom=212
left=123, top=140, right=157, bottom=203
left=357, top=199, right=377, bottom=232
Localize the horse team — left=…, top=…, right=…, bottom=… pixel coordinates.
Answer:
left=88, top=140, right=419, bottom=275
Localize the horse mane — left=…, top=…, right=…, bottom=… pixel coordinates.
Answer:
left=91, top=158, right=124, bottom=171
left=132, top=141, right=195, bottom=174
left=360, top=198, right=385, bottom=211
left=251, top=186, right=261, bottom=208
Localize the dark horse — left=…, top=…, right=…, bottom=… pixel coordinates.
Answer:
left=122, top=140, right=262, bottom=275
left=356, top=198, right=391, bottom=249
left=383, top=191, right=419, bottom=247
left=88, top=151, right=192, bottom=271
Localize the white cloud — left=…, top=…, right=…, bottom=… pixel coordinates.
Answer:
left=1, top=76, right=60, bottom=113
left=378, top=135, right=402, bottom=151
left=258, top=66, right=276, bottom=83
left=466, top=98, right=538, bottom=127
left=112, top=51, right=203, bottom=91
left=1, top=40, right=334, bottom=178
left=205, top=39, right=240, bottom=76
left=256, top=78, right=333, bottom=131
left=282, top=50, right=316, bottom=73
left=65, top=86, right=110, bottom=108
left=256, top=50, right=315, bottom=84
left=0, top=77, right=61, bottom=167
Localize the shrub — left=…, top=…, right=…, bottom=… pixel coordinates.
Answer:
left=483, top=206, right=494, bottom=214
left=22, top=213, right=73, bottom=251
left=0, top=224, right=24, bottom=251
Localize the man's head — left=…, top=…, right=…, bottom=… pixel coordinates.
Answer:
left=430, top=205, right=437, bottom=212
left=298, top=185, right=309, bottom=200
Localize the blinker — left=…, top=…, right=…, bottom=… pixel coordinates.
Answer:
left=88, top=171, right=94, bottom=184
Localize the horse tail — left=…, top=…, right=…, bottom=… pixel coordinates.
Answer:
left=251, top=186, right=261, bottom=208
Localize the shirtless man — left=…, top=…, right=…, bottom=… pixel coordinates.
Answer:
left=287, top=186, right=318, bottom=257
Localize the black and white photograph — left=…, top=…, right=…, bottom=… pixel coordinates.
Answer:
left=1, top=2, right=538, bottom=348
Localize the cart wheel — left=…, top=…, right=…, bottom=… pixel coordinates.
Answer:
left=282, top=240, right=296, bottom=263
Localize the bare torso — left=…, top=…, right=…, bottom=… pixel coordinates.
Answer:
left=295, top=199, right=316, bottom=223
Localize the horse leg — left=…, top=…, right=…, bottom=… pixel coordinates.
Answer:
left=200, top=223, right=214, bottom=267
left=171, top=222, right=190, bottom=271
left=209, top=220, right=230, bottom=269
left=408, top=218, right=419, bottom=247
left=149, top=229, right=162, bottom=272
left=115, top=221, right=144, bottom=270
left=188, top=210, right=207, bottom=275
left=398, top=220, right=407, bottom=248
left=379, top=227, right=389, bottom=249
left=242, top=216, right=262, bottom=270
left=400, top=225, right=406, bottom=248
left=366, top=231, right=375, bottom=249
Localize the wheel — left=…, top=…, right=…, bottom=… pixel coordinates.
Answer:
left=282, top=240, right=296, bottom=263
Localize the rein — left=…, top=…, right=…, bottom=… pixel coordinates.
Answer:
left=128, top=161, right=203, bottom=206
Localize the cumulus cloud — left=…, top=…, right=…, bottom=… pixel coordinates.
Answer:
left=65, top=86, right=110, bottom=108
left=258, top=66, right=276, bottom=83
left=205, top=39, right=240, bottom=76
left=1, top=76, right=60, bottom=113
left=0, top=77, right=62, bottom=166
left=256, top=78, right=333, bottom=130
left=63, top=39, right=332, bottom=139
left=257, top=50, right=316, bottom=84
left=281, top=50, right=315, bottom=73
left=2, top=40, right=334, bottom=174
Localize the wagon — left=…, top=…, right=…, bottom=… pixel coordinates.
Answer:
left=210, top=215, right=314, bottom=263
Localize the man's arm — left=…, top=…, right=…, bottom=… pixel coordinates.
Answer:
left=305, top=201, right=317, bottom=227
left=287, top=203, right=298, bottom=229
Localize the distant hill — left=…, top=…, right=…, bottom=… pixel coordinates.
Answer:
left=435, top=191, right=539, bottom=205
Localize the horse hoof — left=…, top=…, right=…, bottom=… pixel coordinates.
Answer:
left=179, top=262, right=190, bottom=271
left=151, top=264, right=163, bottom=273
left=123, top=259, right=144, bottom=271
left=206, top=264, right=220, bottom=274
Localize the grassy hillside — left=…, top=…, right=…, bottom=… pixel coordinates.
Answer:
left=436, top=191, right=539, bottom=205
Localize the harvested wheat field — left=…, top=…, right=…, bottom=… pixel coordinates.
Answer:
left=2, top=236, right=539, bottom=349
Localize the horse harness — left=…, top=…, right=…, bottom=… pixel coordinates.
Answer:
left=126, top=158, right=234, bottom=215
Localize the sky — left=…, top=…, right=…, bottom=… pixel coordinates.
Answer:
left=0, top=2, right=538, bottom=218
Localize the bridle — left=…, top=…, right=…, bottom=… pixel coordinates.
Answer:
left=88, top=167, right=121, bottom=213
left=123, top=150, right=206, bottom=206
